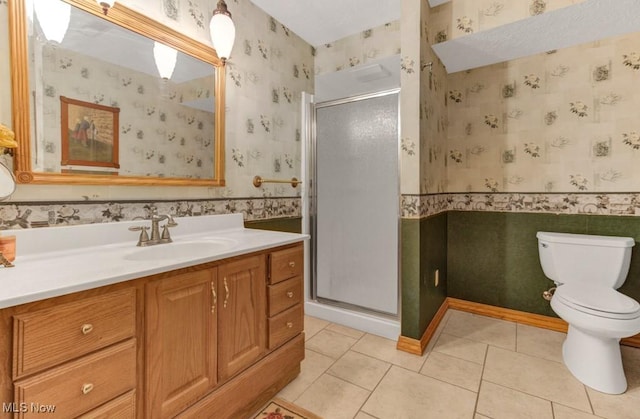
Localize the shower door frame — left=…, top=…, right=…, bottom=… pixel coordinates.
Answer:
left=309, top=88, right=402, bottom=319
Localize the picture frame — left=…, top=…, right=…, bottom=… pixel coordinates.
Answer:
left=60, top=96, right=120, bottom=169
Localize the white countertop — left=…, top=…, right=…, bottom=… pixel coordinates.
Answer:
left=0, top=214, right=308, bottom=309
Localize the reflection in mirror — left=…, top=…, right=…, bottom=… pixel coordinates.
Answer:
left=9, top=0, right=226, bottom=186
left=0, top=163, right=16, bottom=200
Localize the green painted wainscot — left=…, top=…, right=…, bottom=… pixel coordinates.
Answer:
left=401, top=212, right=448, bottom=340
left=402, top=211, right=640, bottom=342
left=447, top=211, right=640, bottom=318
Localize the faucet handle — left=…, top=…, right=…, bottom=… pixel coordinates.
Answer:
left=161, top=222, right=177, bottom=241
left=129, top=226, right=150, bottom=246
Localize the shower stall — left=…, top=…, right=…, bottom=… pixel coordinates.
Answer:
left=302, top=78, right=401, bottom=339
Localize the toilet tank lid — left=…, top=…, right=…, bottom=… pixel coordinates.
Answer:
left=537, top=232, right=635, bottom=248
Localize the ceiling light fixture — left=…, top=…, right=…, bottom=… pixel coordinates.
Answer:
left=209, top=0, right=235, bottom=64
left=96, top=0, right=115, bottom=15
left=34, top=0, right=71, bottom=44
left=153, top=41, right=178, bottom=80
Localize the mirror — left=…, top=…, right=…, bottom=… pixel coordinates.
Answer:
left=8, top=0, right=226, bottom=186
left=0, top=163, right=16, bottom=200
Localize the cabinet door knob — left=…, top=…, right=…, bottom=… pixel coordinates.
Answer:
left=81, top=324, right=94, bottom=335
left=286, top=291, right=294, bottom=298
left=288, top=261, right=296, bottom=268
left=81, top=383, right=94, bottom=395
left=286, top=322, right=293, bottom=329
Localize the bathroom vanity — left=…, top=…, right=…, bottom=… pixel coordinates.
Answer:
left=0, top=214, right=307, bottom=418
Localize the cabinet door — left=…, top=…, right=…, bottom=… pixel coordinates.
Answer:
left=146, top=269, right=217, bottom=419
left=218, top=255, right=267, bottom=381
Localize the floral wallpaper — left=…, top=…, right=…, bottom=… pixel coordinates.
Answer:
left=446, top=30, right=640, bottom=193
left=35, top=44, right=215, bottom=178
left=0, top=196, right=300, bottom=229
left=0, top=0, right=313, bottom=205
left=3, top=0, right=640, bottom=225
left=400, top=0, right=421, bottom=195
left=314, top=21, right=400, bottom=76
left=401, top=193, right=640, bottom=218
left=419, top=2, right=447, bottom=194
left=400, top=0, right=640, bottom=219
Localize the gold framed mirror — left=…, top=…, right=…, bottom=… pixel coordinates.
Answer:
left=8, top=0, right=226, bottom=186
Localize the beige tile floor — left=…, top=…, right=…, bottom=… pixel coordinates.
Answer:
left=277, top=310, right=640, bottom=419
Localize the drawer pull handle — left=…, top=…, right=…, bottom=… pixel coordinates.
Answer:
left=288, top=261, right=296, bottom=268
left=81, top=324, right=94, bottom=335
left=286, top=291, right=294, bottom=298
left=223, top=277, right=229, bottom=309
left=286, top=322, right=293, bottom=329
left=211, top=282, right=217, bottom=313
left=81, top=383, right=94, bottom=395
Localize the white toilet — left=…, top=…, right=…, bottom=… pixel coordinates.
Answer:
left=537, top=231, right=640, bottom=394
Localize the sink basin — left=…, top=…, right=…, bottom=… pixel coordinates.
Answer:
left=123, top=239, right=236, bottom=261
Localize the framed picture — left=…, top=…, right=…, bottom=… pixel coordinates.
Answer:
left=60, top=96, right=120, bottom=169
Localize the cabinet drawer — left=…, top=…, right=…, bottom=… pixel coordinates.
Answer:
left=268, top=277, right=302, bottom=316
left=269, top=245, right=303, bottom=284
left=77, top=390, right=136, bottom=419
left=268, top=304, right=303, bottom=349
left=13, top=288, right=136, bottom=378
left=14, top=339, right=136, bottom=419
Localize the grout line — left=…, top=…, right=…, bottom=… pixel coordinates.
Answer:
left=354, top=361, right=394, bottom=419
left=324, top=323, right=367, bottom=340
left=554, top=401, right=607, bottom=419
left=303, top=316, right=331, bottom=338
left=584, top=384, right=595, bottom=415
left=431, top=333, right=488, bottom=365
left=290, top=322, right=344, bottom=406
left=473, top=340, right=491, bottom=416
left=481, top=377, right=593, bottom=416
left=322, top=348, right=388, bottom=393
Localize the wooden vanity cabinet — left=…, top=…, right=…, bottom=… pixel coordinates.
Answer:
left=267, top=246, right=304, bottom=349
left=0, top=286, right=140, bottom=419
left=0, top=242, right=305, bottom=419
left=146, top=243, right=303, bottom=418
left=217, top=255, right=267, bottom=382
left=145, top=268, right=218, bottom=419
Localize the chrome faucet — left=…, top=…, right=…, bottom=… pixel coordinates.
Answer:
left=129, top=209, right=178, bottom=247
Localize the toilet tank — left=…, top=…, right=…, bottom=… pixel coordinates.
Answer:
left=537, top=232, right=635, bottom=289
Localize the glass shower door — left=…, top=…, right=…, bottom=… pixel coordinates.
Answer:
left=313, top=91, right=399, bottom=315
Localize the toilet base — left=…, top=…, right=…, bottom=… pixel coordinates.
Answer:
left=563, top=325, right=627, bottom=394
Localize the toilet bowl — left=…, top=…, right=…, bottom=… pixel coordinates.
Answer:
left=550, top=283, right=640, bottom=394
left=537, top=231, right=640, bottom=394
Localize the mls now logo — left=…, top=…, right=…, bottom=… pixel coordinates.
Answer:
left=2, top=402, right=56, bottom=413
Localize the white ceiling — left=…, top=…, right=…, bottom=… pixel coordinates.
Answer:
left=433, top=0, right=640, bottom=73
left=250, top=0, right=401, bottom=46
left=252, top=0, right=640, bottom=76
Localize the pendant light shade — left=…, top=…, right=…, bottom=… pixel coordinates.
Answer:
left=209, top=0, right=235, bottom=63
left=153, top=41, right=178, bottom=80
left=97, top=0, right=115, bottom=15
left=34, top=0, right=71, bottom=44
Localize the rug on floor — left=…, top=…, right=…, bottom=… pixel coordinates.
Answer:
left=253, top=398, right=322, bottom=419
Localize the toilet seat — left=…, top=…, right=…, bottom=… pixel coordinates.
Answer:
left=554, top=283, right=640, bottom=320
